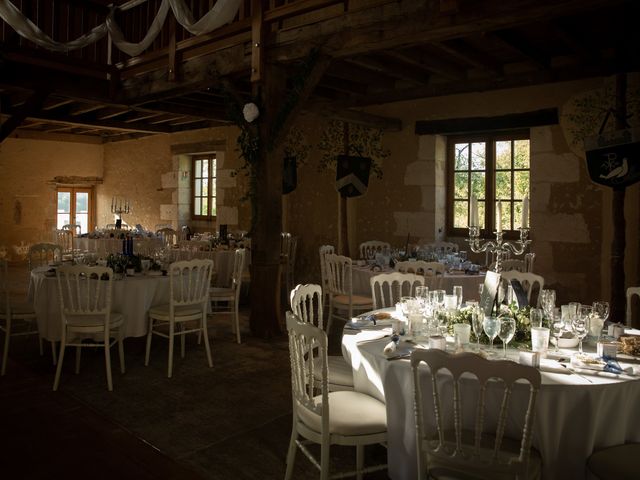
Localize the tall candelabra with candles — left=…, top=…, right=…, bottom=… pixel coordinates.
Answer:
left=110, top=196, right=130, bottom=229
left=467, top=195, right=531, bottom=273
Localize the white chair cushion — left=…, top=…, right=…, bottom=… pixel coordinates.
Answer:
left=149, top=304, right=204, bottom=320
left=332, top=294, right=373, bottom=307
left=313, top=355, right=354, bottom=388
left=298, top=391, right=387, bottom=436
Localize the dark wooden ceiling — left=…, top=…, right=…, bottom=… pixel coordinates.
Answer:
left=1, top=0, right=638, bottom=143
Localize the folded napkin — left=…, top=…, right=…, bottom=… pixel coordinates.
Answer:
left=570, top=354, right=636, bottom=376
left=539, top=359, right=571, bottom=375
left=383, top=341, right=397, bottom=355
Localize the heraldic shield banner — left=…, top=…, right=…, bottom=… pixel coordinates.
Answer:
left=584, top=129, right=640, bottom=188
left=335, top=155, right=372, bottom=198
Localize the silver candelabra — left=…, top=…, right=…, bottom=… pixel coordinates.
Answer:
left=110, top=196, right=130, bottom=226
left=467, top=226, right=531, bottom=273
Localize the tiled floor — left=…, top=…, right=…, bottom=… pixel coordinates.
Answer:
left=1, top=262, right=390, bottom=479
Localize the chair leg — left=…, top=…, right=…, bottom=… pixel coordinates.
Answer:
left=326, top=298, right=333, bottom=337
left=320, top=440, right=330, bottom=480
left=144, top=317, right=153, bottom=366
left=167, top=322, right=175, bottom=378
left=1, top=317, right=10, bottom=376
left=356, top=445, right=364, bottom=480
left=202, top=315, right=213, bottom=368
left=53, top=337, right=66, bottom=391
left=75, top=346, right=81, bottom=374
left=284, top=426, right=298, bottom=480
left=104, top=335, right=113, bottom=391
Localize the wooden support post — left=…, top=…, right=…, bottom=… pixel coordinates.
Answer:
left=168, top=17, right=178, bottom=82
left=339, top=123, right=350, bottom=257
left=610, top=73, right=627, bottom=323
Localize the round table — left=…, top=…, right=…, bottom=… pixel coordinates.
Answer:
left=341, top=309, right=640, bottom=480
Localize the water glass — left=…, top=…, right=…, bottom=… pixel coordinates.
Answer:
left=498, top=318, right=516, bottom=358
left=530, top=308, right=544, bottom=328
left=531, top=326, right=550, bottom=354
left=444, top=294, right=457, bottom=310
left=453, top=285, right=463, bottom=309
left=550, top=312, right=564, bottom=351
left=572, top=305, right=592, bottom=353
left=471, top=307, right=483, bottom=350
left=483, top=315, right=501, bottom=351
left=453, top=323, right=471, bottom=347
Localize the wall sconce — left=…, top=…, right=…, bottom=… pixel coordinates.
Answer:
left=181, top=171, right=189, bottom=179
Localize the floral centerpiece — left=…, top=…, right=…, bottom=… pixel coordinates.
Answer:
left=447, top=303, right=532, bottom=344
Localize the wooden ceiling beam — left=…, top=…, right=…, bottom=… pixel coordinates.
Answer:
left=383, top=49, right=466, bottom=80
left=70, top=104, right=107, bottom=116
left=0, top=89, right=50, bottom=142
left=97, top=109, right=132, bottom=120
left=328, top=61, right=397, bottom=90
left=10, top=129, right=105, bottom=144
left=432, top=39, right=504, bottom=76
left=20, top=112, right=174, bottom=134
left=345, top=57, right=430, bottom=85
left=490, top=30, right=550, bottom=70
left=550, top=21, right=599, bottom=63
left=42, top=98, right=76, bottom=111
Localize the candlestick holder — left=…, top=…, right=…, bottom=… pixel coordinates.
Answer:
left=110, top=197, right=131, bottom=228
left=467, top=226, right=531, bottom=273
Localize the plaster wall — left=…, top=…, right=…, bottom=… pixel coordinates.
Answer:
left=0, top=138, right=103, bottom=258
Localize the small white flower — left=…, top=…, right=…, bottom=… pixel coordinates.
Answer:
left=243, top=103, right=259, bottom=123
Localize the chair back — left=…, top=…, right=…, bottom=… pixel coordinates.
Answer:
left=370, top=272, right=424, bottom=309
left=56, top=265, right=115, bottom=327
left=286, top=311, right=328, bottom=427
left=395, top=260, right=445, bottom=277
left=62, top=224, right=82, bottom=236
left=411, top=349, right=540, bottom=479
left=426, top=241, right=459, bottom=254
left=359, top=241, right=390, bottom=260
left=500, top=259, right=525, bottom=272
left=290, top=284, right=324, bottom=330
left=319, top=245, right=335, bottom=293
left=231, top=249, right=246, bottom=291
left=324, top=253, right=352, bottom=297
left=177, top=240, right=212, bottom=260
left=56, top=229, right=74, bottom=254
left=627, top=287, right=640, bottom=325
left=168, top=259, right=214, bottom=312
left=28, top=243, right=62, bottom=270
left=156, top=228, right=177, bottom=248
left=500, top=271, right=544, bottom=307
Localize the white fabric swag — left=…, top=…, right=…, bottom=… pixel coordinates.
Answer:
left=0, top=0, right=241, bottom=57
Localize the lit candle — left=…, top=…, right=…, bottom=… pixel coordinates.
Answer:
left=521, top=195, right=529, bottom=228
left=496, top=201, right=502, bottom=233
left=111, top=197, right=114, bottom=210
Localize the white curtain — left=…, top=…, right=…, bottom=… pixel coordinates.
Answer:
left=0, top=0, right=241, bottom=57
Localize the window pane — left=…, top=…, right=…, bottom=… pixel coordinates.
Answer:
left=496, top=141, right=511, bottom=169
left=495, top=171, right=512, bottom=200
left=454, top=200, right=468, bottom=228
left=76, top=214, right=88, bottom=234
left=195, top=179, right=202, bottom=197
left=75, top=192, right=88, bottom=214
left=454, top=172, right=468, bottom=199
left=471, top=142, right=486, bottom=170
left=477, top=201, right=486, bottom=229
left=514, top=140, right=530, bottom=168
left=202, top=178, right=208, bottom=196
left=202, top=197, right=208, bottom=215
left=210, top=183, right=216, bottom=197
left=195, top=159, right=202, bottom=177
left=470, top=172, right=485, bottom=199
left=57, top=214, right=70, bottom=229
left=195, top=198, right=202, bottom=215
left=211, top=158, right=217, bottom=178
left=455, top=143, right=469, bottom=170
left=57, top=192, right=70, bottom=213
left=203, top=159, right=209, bottom=177
left=500, top=202, right=512, bottom=231
left=211, top=204, right=217, bottom=217
left=514, top=201, right=524, bottom=229
left=514, top=171, right=530, bottom=199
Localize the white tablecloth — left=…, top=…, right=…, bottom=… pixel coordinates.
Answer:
left=75, top=237, right=163, bottom=255
left=352, top=266, right=485, bottom=301
left=28, top=271, right=170, bottom=341
left=341, top=311, right=640, bottom=480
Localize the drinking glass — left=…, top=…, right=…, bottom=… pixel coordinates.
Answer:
left=434, top=290, right=446, bottom=309
left=483, top=315, right=501, bottom=351
left=550, top=311, right=564, bottom=352
left=453, top=285, right=463, bottom=309
left=471, top=307, right=483, bottom=351
left=529, top=308, right=544, bottom=328
left=478, top=283, right=484, bottom=297
left=415, top=286, right=429, bottom=311
left=498, top=318, right=516, bottom=358
left=572, top=305, right=592, bottom=353
left=540, top=289, right=556, bottom=320
left=592, top=301, right=609, bottom=337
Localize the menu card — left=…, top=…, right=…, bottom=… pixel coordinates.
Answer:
left=480, top=271, right=501, bottom=316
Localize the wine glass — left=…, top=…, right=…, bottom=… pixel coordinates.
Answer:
left=572, top=305, right=592, bottom=354
left=540, top=289, right=556, bottom=322
left=550, top=311, right=564, bottom=352
left=498, top=318, right=516, bottom=358
left=415, top=286, right=429, bottom=309
left=453, top=285, right=463, bottom=310
left=592, top=301, right=609, bottom=337
left=471, top=307, right=483, bottom=351
left=483, top=315, right=501, bottom=352
left=529, top=308, right=544, bottom=328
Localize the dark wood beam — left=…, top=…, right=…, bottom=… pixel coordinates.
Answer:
left=490, top=30, right=550, bottom=70
left=19, top=111, right=174, bottom=134
left=42, top=98, right=75, bottom=111
left=10, top=129, right=105, bottom=144
left=346, top=56, right=430, bottom=85
left=329, top=61, right=397, bottom=90
left=432, top=39, right=504, bottom=76
left=414, top=108, right=558, bottom=135
left=0, top=89, right=50, bottom=142
left=385, top=48, right=466, bottom=81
